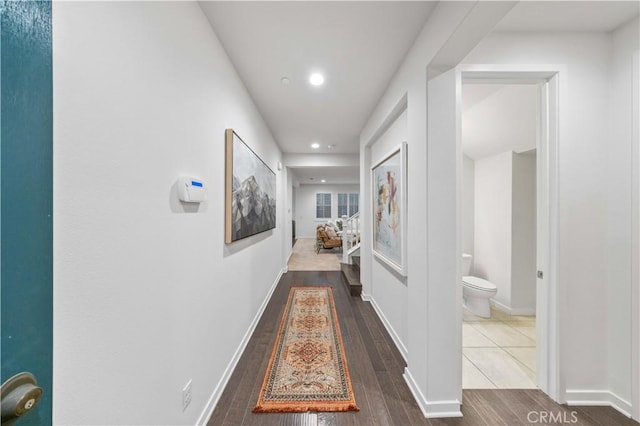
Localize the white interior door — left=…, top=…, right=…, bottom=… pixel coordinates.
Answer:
left=632, top=49, right=639, bottom=422
left=536, top=75, right=558, bottom=399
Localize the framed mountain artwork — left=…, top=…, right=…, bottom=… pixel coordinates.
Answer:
left=225, top=129, right=276, bottom=243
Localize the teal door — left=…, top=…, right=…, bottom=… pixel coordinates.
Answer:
left=1, top=1, right=53, bottom=424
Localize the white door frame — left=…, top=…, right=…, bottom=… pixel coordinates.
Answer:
left=631, top=49, right=640, bottom=422
left=458, top=64, right=565, bottom=402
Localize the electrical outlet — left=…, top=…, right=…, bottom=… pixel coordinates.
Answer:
left=182, top=379, right=192, bottom=411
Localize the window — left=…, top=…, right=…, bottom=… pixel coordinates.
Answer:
left=349, top=193, right=359, bottom=216
left=338, top=193, right=359, bottom=217
left=316, top=193, right=332, bottom=219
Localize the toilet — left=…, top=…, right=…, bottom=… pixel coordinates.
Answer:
left=462, top=253, right=497, bottom=318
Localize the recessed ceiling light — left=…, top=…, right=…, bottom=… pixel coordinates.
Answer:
left=321, top=179, right=326, bottom=183
left=309, top=73, right=324, bottom=86
left=311, top=143, right=320, bottom=149
left=327, top=144, right=336, bottom=149
left=280, top=77, right=290, bottom=85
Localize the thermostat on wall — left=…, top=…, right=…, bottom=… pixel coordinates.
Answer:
left=178, top=176, right=207, bottom=203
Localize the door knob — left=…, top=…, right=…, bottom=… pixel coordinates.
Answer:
left=1, top=372, right=43, bottom=424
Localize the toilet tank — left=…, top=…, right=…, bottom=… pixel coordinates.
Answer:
left=462, top=253, right=472, bottom=275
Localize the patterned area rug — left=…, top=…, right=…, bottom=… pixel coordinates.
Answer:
left=253, top=286, right=359, bottom=413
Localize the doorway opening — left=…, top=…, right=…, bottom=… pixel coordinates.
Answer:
left=456, top=67, right=561, bottom=399
left=286, top=167, right=361, bottom=272
left=461, top=82, right=538, bottom=389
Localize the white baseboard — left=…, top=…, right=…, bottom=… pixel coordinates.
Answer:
left=404, top=368, right=462, bottom=418
left=197, top=268, right=283, bottom=425
left=368, top=295, right=408, bottom=362
left=565, top=390, right=633, bottom=418
left=360, top=291, right=371, bottom=302
left=490, top=299, right=535, bottom=316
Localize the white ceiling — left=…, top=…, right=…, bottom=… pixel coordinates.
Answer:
left=494, top=1, right=639, bottom=33
left=199, top=1, right=435, bottom=155
left=462, top=84, right=538, bottom=161
left=200, top=0, right=639, bottom=180
left=290, top=166, right=360, bottom=185
left=463, top=1, right=639, bottom=161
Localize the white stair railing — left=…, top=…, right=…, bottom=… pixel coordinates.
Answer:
left=341, top=212, right=361, bottom=264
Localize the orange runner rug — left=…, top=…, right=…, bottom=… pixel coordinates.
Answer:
left=253, top=286, right=359, bottom=413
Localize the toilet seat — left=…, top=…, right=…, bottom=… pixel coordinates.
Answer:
left=462, top=276, right=497, bottom=292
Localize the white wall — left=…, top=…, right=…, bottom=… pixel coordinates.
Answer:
left=634, top=45, right=640, bottom=422
left=369, top=108, right=408, bottom=357
left=463, top=29, right=629, bottom=406
left=358, top=3, right=637, bottom=418
left=53, top=2, right=285, bottom=424
left=285, top=168, right=294, bottom=255
left=463, top=84, right=538, bottom=160
left=292, top=179, right=297, bottom=219
left=474, top=151, right=513, bottom=307
left=607, top=17, right=640, bottom=415
left=359, top=2, right=515, bottom=417
left=511, top=151, right=536, bottom=313
left=472, top=150, right=536, bottom=314
left=462, top=155, right=475, bottom=257
left=293, top=184, right=359, bottom=238
left=633, top=46, right=640, bottom=423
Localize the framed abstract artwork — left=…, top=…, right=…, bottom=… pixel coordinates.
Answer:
left=371, top=142, right=407, bottom=276
left=225, top=129, right=276, bottom=243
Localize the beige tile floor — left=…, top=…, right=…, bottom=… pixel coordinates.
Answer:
left=463, top=306, right=537, bottom=389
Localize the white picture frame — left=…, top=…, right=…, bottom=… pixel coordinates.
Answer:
left=371, top=142, right=407, bottom=276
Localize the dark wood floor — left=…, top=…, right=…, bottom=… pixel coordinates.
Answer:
left=208, top=271, right=638, bottom=426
